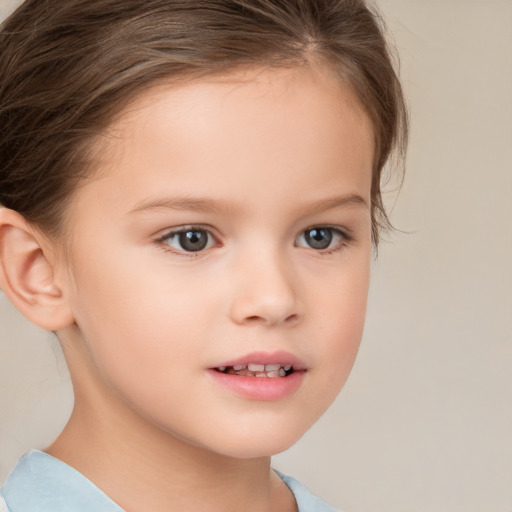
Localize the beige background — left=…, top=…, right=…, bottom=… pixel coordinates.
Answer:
left=1, top=0, right=511, bottom=510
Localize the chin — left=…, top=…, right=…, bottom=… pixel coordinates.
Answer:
left=220, top=439, right=300, bottom=459
left=202, top=420, right=313, bottom=460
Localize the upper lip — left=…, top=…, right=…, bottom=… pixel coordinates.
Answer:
left=211, top=351, right=307, bottom=371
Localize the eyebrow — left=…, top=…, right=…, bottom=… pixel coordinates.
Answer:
left=128, top=193, right=369, bottom=216
left=301, top=194, right=369, bottom=215
left=129, top=196, right=238, bottom=215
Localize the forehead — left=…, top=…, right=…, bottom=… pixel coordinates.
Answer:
left=76, top=65, right=374, bottom=219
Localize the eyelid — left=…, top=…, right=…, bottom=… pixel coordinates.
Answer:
left=295, top=225, right=353, bottom=253
left=155, top=225, right=219, bottom=256
left=153, top=224, right=354, bottom=258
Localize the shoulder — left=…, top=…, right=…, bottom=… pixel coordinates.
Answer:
left=1, top=450, right=124, bottom=512
left=275, top=470, right=342, bottom=512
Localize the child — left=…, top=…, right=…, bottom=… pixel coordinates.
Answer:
left=0, top=1, right=407, bottom=510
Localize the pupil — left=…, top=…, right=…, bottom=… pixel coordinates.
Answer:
left=179, top=230, right=208, bottom=252
left=306, top=228, right=332, bottom=250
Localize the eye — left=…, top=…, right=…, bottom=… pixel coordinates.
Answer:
left=295, top=227, right=348, bottom=251
left=160, top=227, right=216, bottom=253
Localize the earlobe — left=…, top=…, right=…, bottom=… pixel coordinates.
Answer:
left=0, top=208, right=74, bottom=331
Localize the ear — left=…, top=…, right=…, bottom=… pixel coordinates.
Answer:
left=0, top=208, right=74, bottom=331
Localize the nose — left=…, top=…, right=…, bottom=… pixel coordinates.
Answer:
left=228, top=249, right=303, bottom=327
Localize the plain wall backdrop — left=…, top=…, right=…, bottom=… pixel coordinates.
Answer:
left=0, top=1, right=511, bottom=511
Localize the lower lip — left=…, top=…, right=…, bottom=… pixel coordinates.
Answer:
left=207, top=369, right=306, bottom=401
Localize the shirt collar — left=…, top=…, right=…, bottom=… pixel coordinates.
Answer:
left=2, top=450, right=339, bottom=512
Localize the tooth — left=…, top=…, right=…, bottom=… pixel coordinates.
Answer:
left=248, top=364, right=265, bottom=372
left=233, top=365, right=245, bottom=371
left=265, top=364, right=281, bottom=371
left=267, top=371, right=280, bottom=378
left=279, top=368, right=286, bottom=377
left=284, top=365, right=292, bottom=371
left=256, top=373, right=267, bottom=377
left=218, top=366, right=226, bottom=372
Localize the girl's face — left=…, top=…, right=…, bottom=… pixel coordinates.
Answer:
left=58, top=65, right=373, bottom=458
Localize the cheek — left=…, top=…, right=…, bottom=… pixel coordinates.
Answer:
left=66, top=246, right=215, bottom=391
left=307, top=256, right=370, bottom=399
left=67, top=263, right=214, bottom=431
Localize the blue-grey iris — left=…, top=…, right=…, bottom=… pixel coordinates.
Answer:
left=305, top=228, right=332, bottom=250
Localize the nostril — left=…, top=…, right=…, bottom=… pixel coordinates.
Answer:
left=229, top=285, right=303, bottom=326
left=243, top=312, right=299, bottom=326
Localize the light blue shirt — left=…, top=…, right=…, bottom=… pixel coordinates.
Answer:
left=1, top=450, right=340, bottom=511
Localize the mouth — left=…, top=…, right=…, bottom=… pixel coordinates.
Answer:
left=208, top=352, right=307, bottom=400
left=213, top=363, right=296, bottom=378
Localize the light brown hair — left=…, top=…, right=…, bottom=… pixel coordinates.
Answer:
left=0, top=0, right=408, bottom=244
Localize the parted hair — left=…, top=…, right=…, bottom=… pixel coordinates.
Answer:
left=0, top=0, right=408, bottom=244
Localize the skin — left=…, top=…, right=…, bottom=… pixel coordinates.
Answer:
left=0, top=64, right=373, bottom=511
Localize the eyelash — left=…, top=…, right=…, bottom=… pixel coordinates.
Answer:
left=155, top=225, right=218, bottom=258
left=155, top=225, right=353, bottom=257
left=296, top=225, right=353, bottom=254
